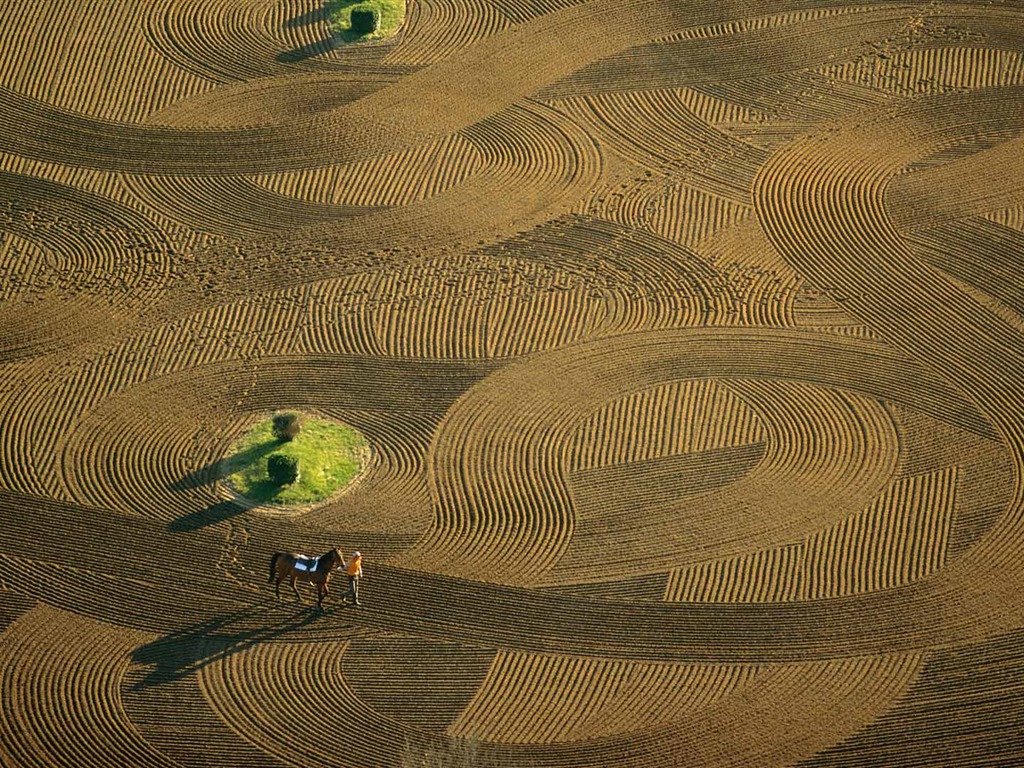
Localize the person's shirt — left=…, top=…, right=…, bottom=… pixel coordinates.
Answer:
left=346, top=555, right=362, bottom=577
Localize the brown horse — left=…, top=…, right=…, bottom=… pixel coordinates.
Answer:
left=268, top=547, right=346, bottom=610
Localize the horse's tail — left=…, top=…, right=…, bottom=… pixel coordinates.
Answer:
left=268, top=553, right=281, bottom=583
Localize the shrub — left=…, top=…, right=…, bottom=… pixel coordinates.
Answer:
left=272, top=411, right=303, bottom=442
left=267, top=454, right=300, bottom=486
left=350, top=7, right=380, bottom=34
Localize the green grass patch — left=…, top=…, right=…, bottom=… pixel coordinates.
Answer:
left=327, top=0, right=405, bottom=42
left=222, top=415, right=368, bottom=505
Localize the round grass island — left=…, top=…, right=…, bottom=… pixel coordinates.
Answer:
left=327, top=0, right=405, bottom=43
left=222, top=413, right=369, bottom=507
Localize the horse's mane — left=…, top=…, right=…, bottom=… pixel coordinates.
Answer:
left=318, top=547, right=342, bottom=567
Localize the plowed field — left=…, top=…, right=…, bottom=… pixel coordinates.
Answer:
left=2, top=1, right=1024, bottom=766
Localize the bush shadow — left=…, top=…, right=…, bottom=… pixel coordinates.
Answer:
left=287, top=6, right=328, bottom=26
left=277, top=38, right=337, bottom=64
left=168, top=499, right=248, bottom=532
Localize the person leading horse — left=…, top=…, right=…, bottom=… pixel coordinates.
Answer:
left=268, top=547, right=346, bottom=610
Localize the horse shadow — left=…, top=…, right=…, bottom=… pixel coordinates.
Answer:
left=130, top=598, right=322, bottom=689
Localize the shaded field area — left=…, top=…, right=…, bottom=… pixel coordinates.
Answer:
left=2, top=0, right=1024, bottom=765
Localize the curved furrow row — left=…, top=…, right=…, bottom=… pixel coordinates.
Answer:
left=124, top=172, right=380, bottom=238
left=890, top=403, right=1013, bottom=562
left=666, top=467, right=957, bottom=602
left=754, top=84, right=1024, bottom=636
left=0, top=0, right=214, bottom=122
left=0, top=360, right=72, bottom=497
left=648, top=183, right=753, bottom=247
left=190, top=623, right=922, bottom=768
left=888, top=134, right=1024, bottom=231
left=902, top=219, right=1024, bottom=323
left=460, top=99, right=596, bottom=198
left=803, top=468, right=956, bottom=598
left=369, top=286, right=607, bottom=358
left=0, top=170, right=173, bottom=359
left=198, top=638, right=435, bottom=767
left=536, top=6, right=916, bottom=100
left=984, top=201, right=1024, bottom=233
left=409, top=328, right=984, bottom=587
left=556, top=89, right=764, bottom=203
left=569, top=379, right=765, bottom=470
left=148, top=71, right=399, bottom=129
left=0, top=605, right=174, bottom=768
left=664, top=544, right=805, bottom=603
left=123, top=635, right=293, bottom=768
left=821, top=41, right=1024, bottom=97
left=488, top=0, right=587, bottom=26
left=342, top=635, right=496, bottom=730
left=116, top=97, right=604, bottom=302
left=384, top=0, right=511, bottom=66
left=298, top=261, right=609, bottom=359
left=676, top=86, right=763, bottom=127
left=142, top=0, right=365, bottom=86
left=579, top=176, right=758, bottom=258
left=791, top=291, right=869, bottom=333
left=256, top=0, right=340, bottom=62
left=725, top=380, right=896, bottom=500
left=56, top=368, right=228, bottom=517
left=0, top=0, right=751, bottom=175
left=551, top=379, right=898, bottom=584
left=475, top=214, right=733, bottom=333
left=285, top=407, right=438, bottom=536
left=5, top=272, right=518, bottom=496
left=690, top=214, right=800, bottom=280
left=459, top=655, right=924, bottom=767
left=664, top=4, right=863, bottom=42
left=52, top=355, right=488, bottom=525
left=448, top=652, right=761, bottom=743
left=253, top=133, right=485, bottom=206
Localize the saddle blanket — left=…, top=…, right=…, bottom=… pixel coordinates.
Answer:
left=294, top=556, right=319, bottom=572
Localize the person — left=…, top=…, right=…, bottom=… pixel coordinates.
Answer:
left=344, top=550, right=363, bottom=606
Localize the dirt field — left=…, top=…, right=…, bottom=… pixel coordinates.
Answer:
left=2, top=0, right=1024, bottom=765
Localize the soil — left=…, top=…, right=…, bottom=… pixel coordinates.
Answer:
left=1, top=1, right=1023, bottom=766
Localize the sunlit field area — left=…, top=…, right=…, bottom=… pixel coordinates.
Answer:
left=2, top=0, right=1024, bottom=766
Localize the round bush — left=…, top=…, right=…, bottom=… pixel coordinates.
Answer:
left=272, top=411, right=303, bottom=442
left=350, top=7, right=380, bottom=34
left=267, top=454, right=300, bottom=486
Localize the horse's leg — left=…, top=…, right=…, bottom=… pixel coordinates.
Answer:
left=291, top=576, right=301, bottom=602
left=275, top=577, right=281, bottom=599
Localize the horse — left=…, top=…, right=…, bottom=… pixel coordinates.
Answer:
left=268, top=547, right=346, bottom=610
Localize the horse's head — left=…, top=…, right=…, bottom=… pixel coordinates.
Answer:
left=332, top=547, right=346, bottom=568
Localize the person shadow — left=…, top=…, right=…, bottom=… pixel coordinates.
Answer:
left=129, top=598, right=323, bottom=690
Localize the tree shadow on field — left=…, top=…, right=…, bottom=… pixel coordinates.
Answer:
left=168, top=439, right=280, bottom=531
left=168, top=500, right=248, bottom=532
left=277, top=38, right=337, bottom=63
left=170, top=440, right=277, bottom=493
left=130, top=598, right=322, bottom=689
left=287, top=6, right=328, bottom=26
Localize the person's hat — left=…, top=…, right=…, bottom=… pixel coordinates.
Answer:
left=354, top=551, right=361, bottom=557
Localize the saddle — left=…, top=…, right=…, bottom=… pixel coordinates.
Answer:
left=293, top=555, right=320, bottom=573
